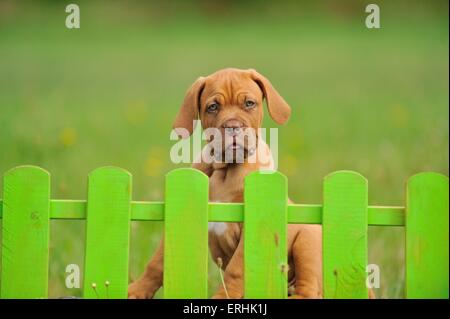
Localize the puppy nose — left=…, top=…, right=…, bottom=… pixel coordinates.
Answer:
left=223, top=120, right=243, bottom=136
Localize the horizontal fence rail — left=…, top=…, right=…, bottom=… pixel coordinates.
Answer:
left=0, top=201, right=406, bottom=225
left=0, top=165, right=448, bottom=299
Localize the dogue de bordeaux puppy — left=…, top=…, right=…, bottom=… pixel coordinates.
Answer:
left=128, top=68, right=323, bottom=299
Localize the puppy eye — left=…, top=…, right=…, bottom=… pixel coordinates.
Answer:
left=207, top=103, right=219, bottom=113
left=245, top=100, right=256, bottom=108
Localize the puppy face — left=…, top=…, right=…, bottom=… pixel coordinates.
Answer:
left=199, top=70, right=264, bottom=131
left=199, top=70, right=263, bottom=160
left=173, top=68, right=291, bottom=162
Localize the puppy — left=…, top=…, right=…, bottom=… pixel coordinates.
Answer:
left=128, top=68, right=323, bottom=299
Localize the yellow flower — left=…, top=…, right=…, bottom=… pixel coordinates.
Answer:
left=59, top=127, right=77, bottom=147
left=390, top=104, right=409, bottom=128
left=144, top=148, right=165, bottom=176
left=124, top=101, right=148, bottom=125
left=281, top=154, right=299, bottom=176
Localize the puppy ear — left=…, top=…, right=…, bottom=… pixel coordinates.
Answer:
left=249, top=69, right=291, bottom=125
left=172, top=76, right=206, bottom=137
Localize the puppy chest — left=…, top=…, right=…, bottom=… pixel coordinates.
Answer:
left=208, top=174, right=244, bottom=202
left=208, top=222, right=228, bottom=236
left=208, top=222, right=241, bottom=259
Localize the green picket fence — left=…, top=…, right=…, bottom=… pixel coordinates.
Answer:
left=0, top=165, right=448, bottom=299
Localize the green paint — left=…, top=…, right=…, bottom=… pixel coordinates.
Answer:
left=0, top=166, right=448, bottom=299
left=1, top=166, right=50, bottom=298
left=322, top=171, right=368, bottom=299
left=209, top=202, right=243, bottom=222
left=288, top=204, right=322, bottom=224
left=244, top=171, right=288, bottom=298
left=406, top=172, right=449, bottom=299
left=1, top=200, right=407, bottom=226
left=50, top=200, right=86, bottom=219
left=83, top=167, right=132, bottom=299
left=163, top=168, right=209, bottom=298
left=367, top=206, right=404, bottom=226
left=131, top=201, right=164, bottom=220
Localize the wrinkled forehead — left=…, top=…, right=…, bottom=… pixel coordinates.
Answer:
left=201, top=71, right=263, bottom=101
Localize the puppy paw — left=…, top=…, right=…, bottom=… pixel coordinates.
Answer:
left=288, top=294, right=321, bottom=299
left=288, top=289, right=322, bottom=299
left=211, top=288, right=243, bottom=299
left=128, top=281, right=154, bottom=299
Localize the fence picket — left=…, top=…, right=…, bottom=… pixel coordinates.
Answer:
left=0, top=165, right=448, bottom=299
left=1, top=166, right=50, bottom=298
left=322, top=171, right=368, bottom=298
left=83, top=167, right=132, bottom=299
left=164, top=168, right=209, bottom=298
left=244, top=171, right=288, bottom=298
left=406, top=172, right=449, bottom=299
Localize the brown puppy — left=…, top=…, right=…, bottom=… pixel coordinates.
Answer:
left=128, top=68, right=323, bottom=299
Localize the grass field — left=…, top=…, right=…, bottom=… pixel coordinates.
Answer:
left=0, top=1, right=448, bottom=298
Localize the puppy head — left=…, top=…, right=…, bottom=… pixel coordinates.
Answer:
left=173, top=68, right=291, bottom=160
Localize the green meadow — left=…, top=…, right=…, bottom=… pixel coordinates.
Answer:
left=0, top=1, right=448, bottom=298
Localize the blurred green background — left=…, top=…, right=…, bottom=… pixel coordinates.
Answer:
left=0, top=0, right=448, bottom=299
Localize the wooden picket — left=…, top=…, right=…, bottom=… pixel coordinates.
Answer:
left=1, top=166, right=50, bottom=298
left=244, top=171, right=288, bottom=298
left=83, top=167, right=132, bottom=299
left=322, top=171, right=368, bottom=298
left=0, top=166, right=448, bottom=299
left=405, top=172, right=449, bottom=298
left=163, top=168, right=209, bottom=298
